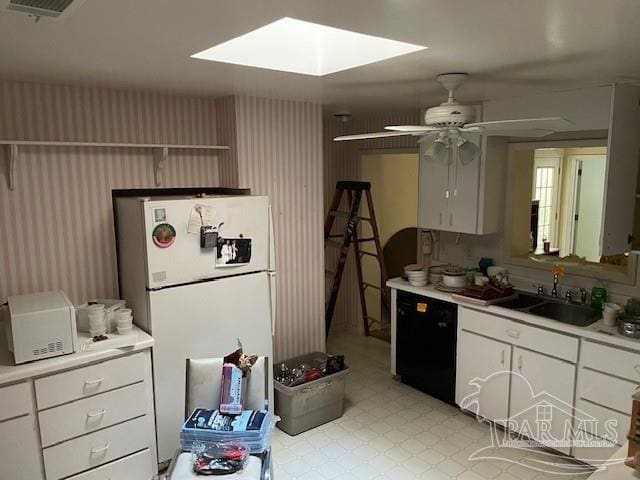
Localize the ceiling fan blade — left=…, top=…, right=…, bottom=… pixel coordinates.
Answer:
left=333, top=131, right=414, bottom=142
left=385, top=125, right=440, bottom=133
left=463, top=117, right=575, bottom=135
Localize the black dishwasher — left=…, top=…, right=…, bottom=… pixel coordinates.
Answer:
left=396, top=291, right=457, bottom=405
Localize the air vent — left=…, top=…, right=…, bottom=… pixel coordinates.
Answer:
left=2, top=0, right=85, bottom=20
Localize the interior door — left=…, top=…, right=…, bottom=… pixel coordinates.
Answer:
left=509, top=347, right=576, bottom=455
left=571, top=156, right=607, bottom=261
left=148, top=272, right=274, bottom=463
left=456, top=330, right=511, bottom=423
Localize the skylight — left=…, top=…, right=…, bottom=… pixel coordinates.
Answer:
left=191, top=17, right=427, bottom=76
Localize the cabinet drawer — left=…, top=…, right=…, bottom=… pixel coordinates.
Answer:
left=66, top=449, right=153, bottom=480
left=575, top=399, right=629, bottom=444
left=39, top=381, right=147, bottom=447
left=0, top=381, right=32, bottom=421
left=0, top=415, right=44, bottom=480
left=43, top=415, right=151, bottom=480
left=460, top=307, right=579, bottom=362
left=572, top=430, right=621, bottom=465
left=35, top=352, right=145, bottom=409
left=578, top=368, right=636, bottom=414
left=581, top=340, right=640, bottom=381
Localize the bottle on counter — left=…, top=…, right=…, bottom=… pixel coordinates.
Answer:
left=591, top=280, right=608, bottom=312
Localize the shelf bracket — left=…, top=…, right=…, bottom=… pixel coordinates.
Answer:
left=7, top=143, right=17, bottom=190
left=153, top=147, right=168, bottom=187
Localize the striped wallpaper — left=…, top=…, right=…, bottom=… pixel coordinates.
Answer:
left=0, top=80, right=220, bottom=305
left=232, top=96, right=325, bottom=361
left=0, top=81, right=325, bottom=362
left=323, top=111, right=421, bottom=332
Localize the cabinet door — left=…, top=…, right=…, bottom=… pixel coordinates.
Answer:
left=456, top=330, right=511, bottom=423
left=418, top=144, right=449, bottom=230
left=448, top=134, right=481, bottom=234
left=0, top=415, right=44, bottom=480
left=509, top=347, right=576, bottom=455
left=601, top=83, right=640, bottom=256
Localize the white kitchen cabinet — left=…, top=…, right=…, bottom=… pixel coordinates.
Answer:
left=509, top=347, right=576, bottom=455
left=419, top=134, right=507, bottom=234
left=0, top=414, right=44, bottom=480
left=601, top=83, right=640, bottom=255
left=0, top=327, right=157, bottom=480
left=456, top=330, right=511, bottom=423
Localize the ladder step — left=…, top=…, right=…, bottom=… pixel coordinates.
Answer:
left=357, top=237, right=376, bottom=243
left=362, top=282, right=381, bottom=290
left=329, top=210, right=372, bottom=222
left=325, top=269, right=335, bottom=276
left=325, top=238, right=343, bottom=246
left=366, top=316, right=381, bottom=325
left=359, top=250, right=378, bottom=257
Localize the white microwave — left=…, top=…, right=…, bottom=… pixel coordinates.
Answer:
left=4, top=291, right=77, bottom=364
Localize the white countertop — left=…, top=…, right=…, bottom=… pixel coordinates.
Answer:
left=387, top=277, right=640, bottom=352
left=0, top=324, right=154, bottom=386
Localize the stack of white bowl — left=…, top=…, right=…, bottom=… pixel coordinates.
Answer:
left=88, top=304, right=107, bottom=337
left=405, top=264, right=428, bottom=287
left=428, top=266, right=444, bottom=285
left=115, top=308, right=134, bottom=335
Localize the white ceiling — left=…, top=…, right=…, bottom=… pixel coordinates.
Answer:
left=1, top=0, right=640, bottom=113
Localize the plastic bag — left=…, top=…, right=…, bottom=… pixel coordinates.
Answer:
left=191, top=441, right=249, bottom=475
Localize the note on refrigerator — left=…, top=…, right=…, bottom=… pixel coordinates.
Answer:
left=187, top=204, right=215, bottom=234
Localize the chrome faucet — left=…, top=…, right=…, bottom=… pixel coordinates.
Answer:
left=551, top=274, right=559, bottom=298
left=580, top=288, right=588, bottom=304
left=564, top=288, right=588, bottom=304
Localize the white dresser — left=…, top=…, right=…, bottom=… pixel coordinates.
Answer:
left=0, top=325, right=157, bottom=480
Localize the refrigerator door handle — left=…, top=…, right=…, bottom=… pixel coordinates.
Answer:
left=268, top=271, right=277, bottom=336
left=268, top=204, right=277, bottom=272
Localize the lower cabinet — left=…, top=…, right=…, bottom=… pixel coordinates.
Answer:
left=0, top=414, right=44, bottom=480
left=456, top=330, right=511, bottom=423
left=509, top=347, right=576, bottom=455
left=455, top=305, right=640, bottom=464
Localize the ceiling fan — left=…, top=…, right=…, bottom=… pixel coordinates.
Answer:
left=334, top=73, right=575, bottom=165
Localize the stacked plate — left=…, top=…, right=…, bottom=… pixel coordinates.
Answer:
left=405, top=264, right=427, bottom=286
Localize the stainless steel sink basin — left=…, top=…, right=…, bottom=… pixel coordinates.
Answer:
left=528, top=302, right=600, bottom=327
left=498, top=293, right=545, bottom=310
left=498, top=291, right=600, bottom=327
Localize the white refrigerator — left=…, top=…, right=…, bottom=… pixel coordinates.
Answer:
left=114, top=194, right=276, bottom=464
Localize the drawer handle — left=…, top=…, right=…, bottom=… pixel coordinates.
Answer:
left=506, top=329, right=520, bottom=339
left=90, top=443, right=110, bottom=455
left=87, top=408, right=106, bottom=418
left=635, top=365, right=640, bottom=376
left=500, top=350, right=505, bottom=366
left=518, top=355, right=523, bottom=371
left=84, top=377, right=104, bottom=386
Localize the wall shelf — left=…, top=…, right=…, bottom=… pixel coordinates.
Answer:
left=1, top=140, right=230, bottom=190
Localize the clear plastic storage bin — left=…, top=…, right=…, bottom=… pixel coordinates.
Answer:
left=274, top=352, right=349, bottom=435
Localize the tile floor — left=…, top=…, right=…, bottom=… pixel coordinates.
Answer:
left=271, top=332, right=594, bottom=480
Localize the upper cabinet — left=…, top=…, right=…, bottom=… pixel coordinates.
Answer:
left=601, top=84, right=640, bottom=256
left=418, top=132, right=508, bottom=235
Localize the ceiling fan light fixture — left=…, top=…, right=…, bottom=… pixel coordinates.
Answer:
left=424, top=136, right=450, bottom=165
left=457, top=137, right=480, bottom=165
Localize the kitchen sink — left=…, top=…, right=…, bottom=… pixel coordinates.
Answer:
left=498, top=293, right=545, bottom=310
left=528, top=302, right=600, bottom=327
left=498, top=291, right=601, bottom=327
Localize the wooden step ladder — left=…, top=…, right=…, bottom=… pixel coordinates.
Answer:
left=324, top=181, right=389, bottom=337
